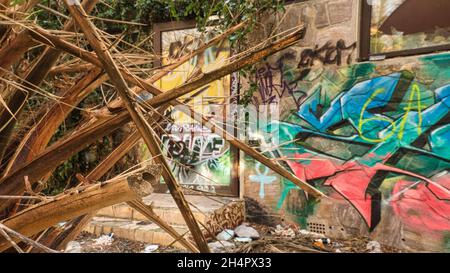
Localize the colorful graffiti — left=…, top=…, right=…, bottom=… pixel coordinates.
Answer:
left=243, top=52, right=450, bottom=245
left=160, top=123, right=231, bottom=190
left=253, top=54, right=307, bottom=109
left=142, top=27, right=234, bottom=193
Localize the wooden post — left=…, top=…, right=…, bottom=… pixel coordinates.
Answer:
left=0, top=167, right=158, bottom=252
left=44, top=110, right=200, bottom=253
left=4, top=69, right=107, bottom=175
left=0, top=23, right=322, bottom=211
left=63, top=0, right=210, bottom=253
left=0, top=0, right=101, bottom=170
left=0, top=111, right=132, bottom=212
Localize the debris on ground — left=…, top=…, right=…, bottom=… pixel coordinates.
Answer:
left=272, top=224, right=296, bottom=237
left=207, top=241, right=235, bottom=253
left=234, top=223, right=260, bottom=239
left=92, top=233, right=114, bottom=247
left=141, top=245, right=159, bottom=253
left=73, top=232, right=184, bottom=253
left=216, top=229, right=235, bottom=241
left=366, top=241, right=383, bottom=253
left=232, top=224, right=405, bottom=253
left=234, top=237, right=252, bottom=243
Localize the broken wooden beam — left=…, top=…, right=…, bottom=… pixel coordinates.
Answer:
left=4, top=69, right=107, bottom=175
left=0, top=223, right=58, bottom=253
left=63, top=0, right=210, bottom=253
left=127, top=200, right=199, bottom=252
left=0, top=0, right=101, bottom=169
left=0, top=22, right=322, bottom=214
left=0, top=166, right=160, bottom=252
left=0, top=111, right=131, bottom=213
left=40, top=128, right=200, bottom=252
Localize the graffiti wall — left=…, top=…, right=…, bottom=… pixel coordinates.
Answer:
left=141, top=26, right=235, bottom=194
left=241, top=0, right=450, bottom=252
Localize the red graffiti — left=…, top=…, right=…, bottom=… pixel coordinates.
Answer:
left=284, top=153, right=450, bottom=230
left=391, top=175, right=450, bottom=232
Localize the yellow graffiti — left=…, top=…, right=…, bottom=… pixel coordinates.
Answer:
left=156, top=38, right=230, bottom=124
left=358, top=88, right=397, bottom=143
left=358, top=85, right=424, bottom=143
left=397, top=83, right=422, bottom=140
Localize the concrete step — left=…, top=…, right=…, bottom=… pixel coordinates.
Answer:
left=84, top=216, right=190, bottom=250
left=96, top=193, right=242, bottom=227
left=84, top=193, right=246, bottom=249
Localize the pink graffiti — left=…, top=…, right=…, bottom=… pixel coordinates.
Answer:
left=391, top=175, right=450, bottom=232
left=284, top=153, right=450, bottom=230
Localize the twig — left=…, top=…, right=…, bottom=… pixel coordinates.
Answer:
left=0, top=224, right=58, bottom=253
left=0, top=226, right=24, bottom=253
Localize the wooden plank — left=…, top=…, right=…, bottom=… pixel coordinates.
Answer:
left=0, top=167, right=158, bottom=252
left=63, top=0, right=210, bottom=253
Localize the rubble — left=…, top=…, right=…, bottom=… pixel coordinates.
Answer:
left=272, top=225, right=296, bottom=237
left=234, top=237, right=253, bottom=243
left=207, top=241, right=235, bottom=253
left=92, top=234, right=114, bottom=247
left=142, top=245, right=159, bottom=253
left=234, top=224, right=260, bottom=239
left=216, top=229, right=235, bottom=241
left=233, top=224, right=404, bottom=253
left=0, top=0, right=319, bottom=254
left=366, top=241, right=383, bottom=253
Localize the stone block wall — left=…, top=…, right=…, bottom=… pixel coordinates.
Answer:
left=240, top=0, right=450, bottom=252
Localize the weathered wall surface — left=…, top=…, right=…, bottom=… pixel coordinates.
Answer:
left=142, top=27, right=236, bottom=194
left=241, top=0, right=450, bottom=252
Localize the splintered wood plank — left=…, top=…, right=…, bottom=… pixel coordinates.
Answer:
left=0, top=168, right=158, bottom=252
left=30, top=23, right=324, bottom=198
left=63, top=0, right=210, bottom=253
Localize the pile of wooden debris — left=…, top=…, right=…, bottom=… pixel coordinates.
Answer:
left=0, top=0, right=325, bottom=253
left=232, top=224, right=404, bottom=253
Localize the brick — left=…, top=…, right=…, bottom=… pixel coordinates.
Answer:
left=112, top=205, right=133, bottom=219
left=327, top=0, right=353, bottom=25
left=142, top=229, right=154, bottom=243
left=314, top=2, right=330, bottom=28
left=134, top=228, right=147, bottom=242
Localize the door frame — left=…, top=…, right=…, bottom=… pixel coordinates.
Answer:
left=153, top=20, right=240, bottom=197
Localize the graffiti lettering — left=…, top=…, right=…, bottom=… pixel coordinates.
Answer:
left=276, top=73, right=450, bottom=229
left=253, top=56, right=307, bottom=110
left=358, top=84, right=424, bottom=143
left=298, top=39, right=356, bottom=69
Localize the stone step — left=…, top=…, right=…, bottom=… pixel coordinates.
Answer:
left=84, top=216, right=190, bottom=250
left=85, top=193, right=246, bottom=249
left=96, top=193, right=243, bottom=227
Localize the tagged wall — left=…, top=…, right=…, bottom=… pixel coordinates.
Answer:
left=241, top=0, right=450, bottom=252
left=141, top=26, right=235, bottom=194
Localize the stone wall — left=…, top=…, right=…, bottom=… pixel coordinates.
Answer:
left=240, top=0, right=450, bottom=252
